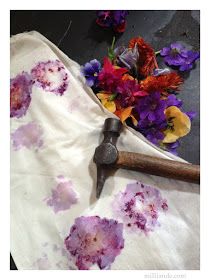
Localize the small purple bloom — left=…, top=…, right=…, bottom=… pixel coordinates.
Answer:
left=112, top=182, right=168, bottom=234
left=137, top=118, right=167, bottom=145
left=185, top=111, right=197, bottom=121
left=112, top=11, right=129, bottom=33
left=179, top=50, right=200, bottom=71
left=115, top=43, right=139, bottom=70
left=81, top=59, right=101, bottom=87
left=166, top=94, right=182, bottom=108
left=96, top=11, right=113, bottom=28
left=65, top=216, right=124, bottom=270
left=10, top=72, right=32, bottom=118
left=160, top=43, right=200, bottom=71
left=160, top=42, right=186, bottom=66
left=162, top=141, right=180, bottom=155
left=135, top=92, right=167, bottom=122
left=96, top=11, right=128, bottom=33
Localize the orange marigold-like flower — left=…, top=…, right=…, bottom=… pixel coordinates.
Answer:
left=129, top=37, right=157, bottom=77
left=140, top=72, right=183, bottom=93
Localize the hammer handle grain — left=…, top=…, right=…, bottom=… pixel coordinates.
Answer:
left=116, top=151, right=200, bottom=184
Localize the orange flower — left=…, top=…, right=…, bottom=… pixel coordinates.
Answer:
left=115, top=106, right=138, bottom=126
left=129, top=37, right=157, bottom=77
left=140, top=72, right=183, bottom=94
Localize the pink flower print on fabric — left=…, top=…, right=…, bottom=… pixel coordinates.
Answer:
left=112, top=181, right=168, bottom=234
left=10, top=72, right=32, bottom=118
left=65, top=216, right=124, bottom=270
left=11, top=122, right=44, bottom=151
left=45, top=176, right=78, bottom=214
left=31, top=60, right=69, bottom=95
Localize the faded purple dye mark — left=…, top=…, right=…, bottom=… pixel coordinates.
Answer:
left=65, top=216, right=124, bottom=270
left=112, top=181, right=168, bottom=234
left=10, top=72, right=32, bottom=118
left=31, top=60, right=69, bottom=95
left=33, top=254, right=51, bottom=270
left=11, top=122, right=44, bottom=151
left=68, top=96, right=88, bottom=113
left=45, top=176, right=78, bottom=213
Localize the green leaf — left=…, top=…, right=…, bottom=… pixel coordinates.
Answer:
left=108, top=93, right=117, bottom=101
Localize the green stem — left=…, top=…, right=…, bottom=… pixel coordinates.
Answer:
left=111, top=36, right=116, bottom=49
left=155, top=50, right=161, bottom=55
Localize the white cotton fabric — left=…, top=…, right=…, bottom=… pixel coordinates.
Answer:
left=10, top=31, right=200, bottom=270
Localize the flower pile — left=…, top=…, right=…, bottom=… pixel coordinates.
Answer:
left=81, top=37, right=199, bottom=154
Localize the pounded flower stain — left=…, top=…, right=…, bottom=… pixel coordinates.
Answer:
left=45, top=176, right=78, bottom=213
left=65, top=216, right=124, bottom=270
left=10, top=72, right=32, bottom=118
left=11, top=122, right=43, bottom=151
left=31, top=60, right=69, bottom=95
left=112, top=181, right=168, bottom=234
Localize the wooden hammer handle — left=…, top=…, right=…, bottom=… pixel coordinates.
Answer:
left=116, top=151, right=200, bottom=184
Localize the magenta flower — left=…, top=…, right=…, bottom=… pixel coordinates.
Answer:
left=10, top=72, right=32, bottom=118
left=65, top=216, right=124, bottom=270
left=112, top=182, right=168, bottom=234
left=31, top=60, right=69, bottom=95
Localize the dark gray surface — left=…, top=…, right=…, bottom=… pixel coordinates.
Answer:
left=10, top=10, right=200, bottom=270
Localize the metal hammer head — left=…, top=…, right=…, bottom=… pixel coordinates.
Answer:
left=93, top=118, right=122, bottom=198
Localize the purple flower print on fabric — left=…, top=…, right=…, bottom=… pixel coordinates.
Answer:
left=31, top=60, right=69, bottom=95
left=11, top=122, right=44, bottom=151
left=112, top=181, right=168, bottom=234
left=10, top=72, right=32, bottom=118
left=65, top=216, right=124, bottom=270
left=45, top=176, right=78, bottom=214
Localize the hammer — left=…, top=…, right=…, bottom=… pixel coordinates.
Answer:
left=93, top=118, right=200, bottom=198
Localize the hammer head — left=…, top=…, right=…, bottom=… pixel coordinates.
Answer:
left=93, top=118, right=122, bottom=198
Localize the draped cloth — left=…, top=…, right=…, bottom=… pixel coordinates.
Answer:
left=10, top=32, right=199, bottom=270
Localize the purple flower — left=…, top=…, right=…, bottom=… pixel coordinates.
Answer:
left=115, top=43, right=139, bottom=70
left=160, top=43, right=200, bottom=71
left=96, top=11, right=113, bottom=28
left=160, top=42, right=186, bottom=66
left=179, top=50, right=200, bottom=71
left=137, top=118, right=167, bottom=145
left=65, top=216, right=124, bottom=270
left=135, top=92, right=167, bottom=122
left=185, top=111, right=197, bottom=121
left=81, top=59, right=101, bottom=87
left=112, top=181, right=168, bottom=234
left=96, top=11, right=128, bottom=33
left=112, top=11, right=129, bottom=33
left=10, top=72, right=32, bottom=118
left=162, top=141, right=180, bottom=155
left=166, top=94, right=182, bottom=108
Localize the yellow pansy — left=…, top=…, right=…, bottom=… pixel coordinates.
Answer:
left=163, top=106, right=191, bottom=143
left=96, top=92, right=116, bottom=113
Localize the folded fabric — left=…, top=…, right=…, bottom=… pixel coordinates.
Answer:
left=10, top=31, right=200, bottom=270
